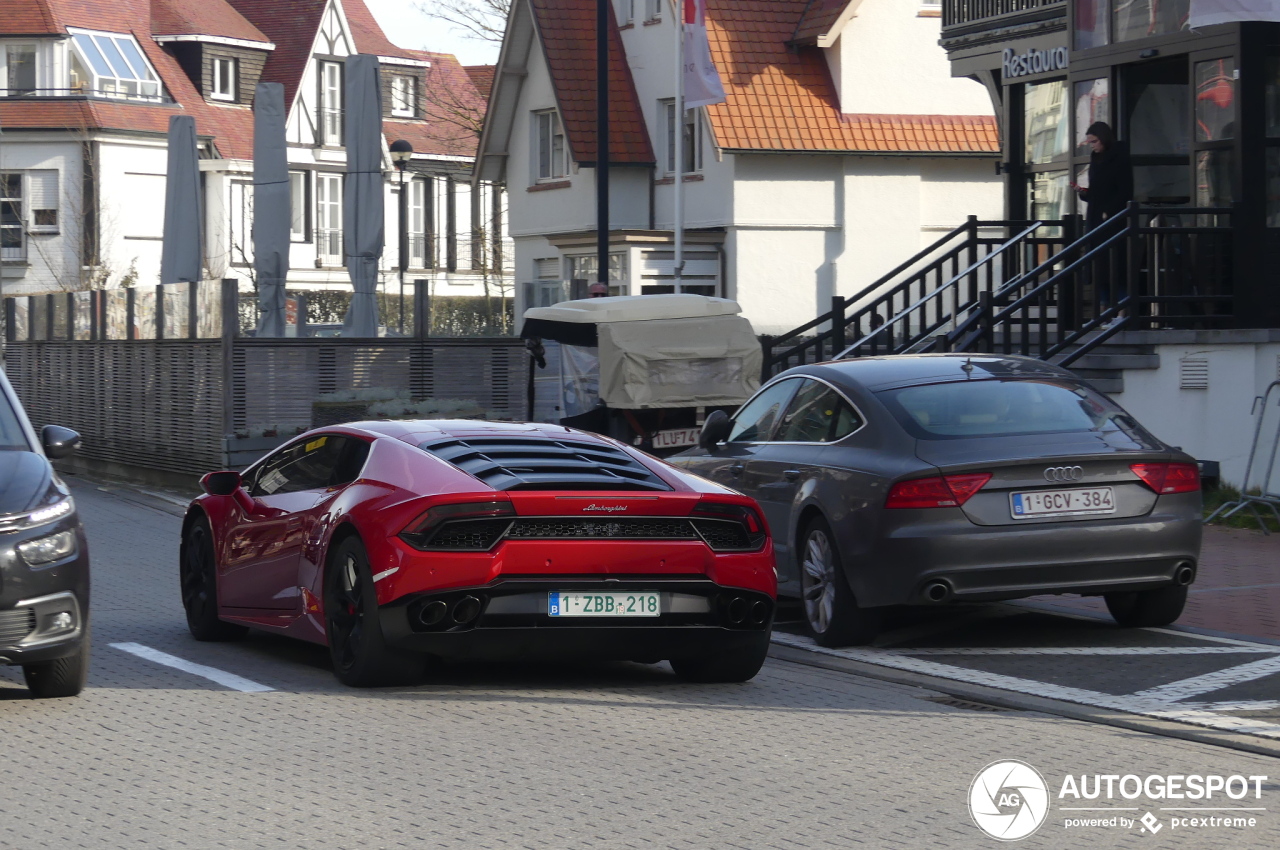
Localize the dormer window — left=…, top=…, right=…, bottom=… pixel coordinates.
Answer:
left=0, top=44, right=38, bottom=96
left=390, top=74, right=416, bottom=117
left=212, top=57, right=237, bottom=102
left=68, top=29, right=161, bottom=100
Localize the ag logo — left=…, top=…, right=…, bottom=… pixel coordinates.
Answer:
left=969, top=760, right=1050, bottom=841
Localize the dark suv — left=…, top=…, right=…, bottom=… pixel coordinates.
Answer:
left=0, top=370, right=89, bottom=698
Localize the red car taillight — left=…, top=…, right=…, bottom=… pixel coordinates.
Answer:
left=1130, top=462, right=1200, bottom=495
left=885, top=473, right=992, bottom=509
left=690, top=501, right=768, bottom=551
left=401, top=500, right=516, bottom=551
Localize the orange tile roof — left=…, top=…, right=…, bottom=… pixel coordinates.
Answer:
left=393, top=50, right=486, bottom=159
left=151, top=0, right=272, bottom=44
left=529, top=0, right=654, bottom=165
left=465, top=65, right=496, bottom=100
left=704, top=0, right=999, bottom=154
left=791, top=0, right=851, bottom=44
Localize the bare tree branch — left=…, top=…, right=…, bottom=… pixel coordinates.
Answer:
left=414, top=0, right=512, bottom=45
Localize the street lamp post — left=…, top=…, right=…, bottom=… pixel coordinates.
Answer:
left=389, top=139, right=414, bottom=335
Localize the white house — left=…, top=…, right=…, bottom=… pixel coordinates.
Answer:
left=477, top=0, right=1004, bottom=335
left=0, top=0, right=510, bottom=324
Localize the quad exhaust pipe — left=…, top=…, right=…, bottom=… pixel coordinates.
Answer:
left=723, top=596, right=770, bottom=626
left=415, top=596, right=482, bottom=628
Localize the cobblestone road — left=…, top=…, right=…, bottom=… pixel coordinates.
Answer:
left=0, top=479, right=1277, bottom=849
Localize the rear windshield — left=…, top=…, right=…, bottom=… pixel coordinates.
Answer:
left=876, top=379, right=1138, bottom=440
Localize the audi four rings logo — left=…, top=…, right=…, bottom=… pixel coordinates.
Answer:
left=1043, top=466, right=1084, bottom=482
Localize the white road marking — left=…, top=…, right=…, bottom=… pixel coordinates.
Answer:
left=900, top=646, right=1277, bottom=656
left=110, top=643, right=275, bottom=693
left=1172, top=700, right=1280, bottom=712
left=1130, top=655, right=1280, bottom=703
left=771, top=632, right=1280, bottom=739
left=1145, top=627, right=1276, bottom=649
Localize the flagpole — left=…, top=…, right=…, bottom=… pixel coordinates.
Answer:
left=673, top=0, right=684, bottom=291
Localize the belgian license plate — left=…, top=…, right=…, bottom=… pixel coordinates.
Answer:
left=548, top=592, right=661, bottom=617
left=652, top=428, right=700, bottom=450
left=1011, top=487, right=1115, bottom=519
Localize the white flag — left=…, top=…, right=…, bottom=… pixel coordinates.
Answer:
left=1190, top=0, right=1280, bottom=27
left=683, top=0, right=725, bottom=109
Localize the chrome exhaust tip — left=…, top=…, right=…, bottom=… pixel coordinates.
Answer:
left=923, top=581, right=952, bottom=603
left=750, top=600, right=770, bottom=625
left=1175, top=563, right=1196, bottom=586
left=727, top=596, right=749, bottom=625
left=451, top=596, right=481, bottom=625
left=418, top=600, right=448, bottom=627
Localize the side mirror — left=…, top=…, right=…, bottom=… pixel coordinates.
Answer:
left=201, top=471, right=243, bottom=497
left=42, top=425, right=82, bottom=459
left=698, top=410, right=733, bottom=450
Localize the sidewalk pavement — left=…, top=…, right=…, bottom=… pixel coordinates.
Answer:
left=1037, top=525, right=1280, bottom=641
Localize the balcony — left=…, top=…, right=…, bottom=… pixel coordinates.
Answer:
left=941, top=0, right=1066, bottom=49
left=944, top=0, right=1064, bottom=26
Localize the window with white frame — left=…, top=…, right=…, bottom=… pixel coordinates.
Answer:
left=390, top=74, right=416, bottom=117
left=316, top=173, right=343, bottom=263
left=408, top=177, right=429, bottom=268
left=229, top=180, right=253, bottom=266
left=534, top=110, right=568, bottom=182
left=617, top=0, right=635, bottom=25
left=289, top=172, right=309, bottom=241
left=0, top=170, right=59, bottom=259
left=68, top=30, right=161, bottom=99
left=919, top=0, right=942, bottom=14
left=645, top=0, right=662, bottom=21
left=568, top=252, right=627, bottom=296
left=211, top=57, right=236, bottom=101
left=319, top=61, right=343, bottom=145
left=663, top=101, right=703, bottom=175
left=0, top=43, right=38, bottom=96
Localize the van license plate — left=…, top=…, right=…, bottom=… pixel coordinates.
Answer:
left=1010, top=487, right=1115, bottom=519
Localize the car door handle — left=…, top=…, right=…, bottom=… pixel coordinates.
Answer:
left=783, top=469, right=801, bottom=481
left=728, top=464, right=745, bottom=476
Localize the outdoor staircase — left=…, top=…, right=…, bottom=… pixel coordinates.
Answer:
left=762, top=202, right=1234, bottom=389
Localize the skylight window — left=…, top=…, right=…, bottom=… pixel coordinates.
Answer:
left=68, top=29, right=161, bottom=100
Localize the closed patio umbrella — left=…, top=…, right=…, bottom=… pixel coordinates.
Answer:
left=160, top=115, right=202, bottom=285
left=253, top=82, right=290, bottom=337
left=341, top=54, right=385, bottom=338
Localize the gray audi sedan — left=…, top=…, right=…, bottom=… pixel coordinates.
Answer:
left=670, top=354, right=1201, bottom=646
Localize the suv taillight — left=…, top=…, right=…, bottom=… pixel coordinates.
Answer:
left=690, top=501, right=768, bottom=551
left=1130, top=462, right=1200, bottom=495
left=885, top=473, right=992, bottom=509
left=401, top=500, right=516, bottom=551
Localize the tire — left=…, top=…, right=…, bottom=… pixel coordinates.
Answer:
left=324, top=536, right=421, bottom=687
left=180, top=515, right=248, bottom=642
left=1105, top=585, right=1188, bottom=628
left=799, top=517, right=881, bottom=647
left=670, top=636, right=770, bottom=683
left=24, top=622, right=90, bottom=699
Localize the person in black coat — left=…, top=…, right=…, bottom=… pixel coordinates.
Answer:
left=1071, top=121, right=1133, bottom=315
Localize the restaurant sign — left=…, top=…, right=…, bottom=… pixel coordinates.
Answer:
left=1003, top=46, right=1069, bottom=79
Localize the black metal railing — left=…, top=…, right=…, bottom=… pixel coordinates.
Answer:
left=761, top=216, right=1073, bottom=376
left=943, top=0, right=1064, bottom=28
left=942, top=203, right=1235, bottom=365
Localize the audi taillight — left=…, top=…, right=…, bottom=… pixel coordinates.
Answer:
left=1130, top=462, right=1200, bottom=495
left=885, top=473, right=992, bottom=509
left=690, top=501, right=768, bottom=551
left=401, top=500, right=516, bottom=551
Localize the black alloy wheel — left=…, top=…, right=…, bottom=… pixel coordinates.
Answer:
left=799, top=516, right=881, bottom=647
left=324, top=536, right=420, bottom=687
left=1104, top=585, right=1189, bottom=628
left=23, top=622, right=90, bottom=699
left=180, top=515, right=248, bottom=642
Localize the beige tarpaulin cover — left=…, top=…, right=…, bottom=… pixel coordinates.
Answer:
left=597, top=315, right=761, bottom=409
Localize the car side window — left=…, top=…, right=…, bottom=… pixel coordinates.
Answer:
left=727, top=379, right=800, bottom=443
left=331, top=438, right=371, bottom=487
left=250, top=435, right=351, bottom=496
left=774, top=379, right=863, bottom=443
